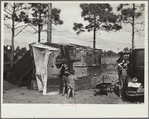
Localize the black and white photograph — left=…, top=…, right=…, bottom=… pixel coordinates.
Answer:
left=1, top=1, right=148, bottom=118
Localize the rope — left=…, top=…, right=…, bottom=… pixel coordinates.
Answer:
left=18, top=34, right=28, bottom=45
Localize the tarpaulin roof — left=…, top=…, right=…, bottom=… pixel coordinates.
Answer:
left=5, top=42, right=101, bottom=90
left=6, top=51, right=33, bottom=86
left=31, top=42, right=59, bottom=51
left=42, top=42, right=92, bottom=49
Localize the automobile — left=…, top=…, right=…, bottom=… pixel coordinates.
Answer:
left=118, top=48, right=144, bottom=98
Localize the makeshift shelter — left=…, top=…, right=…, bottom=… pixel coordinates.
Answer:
left=5, top=42, right=102, bottom=96
left=30, top=42, right=101, bottom=95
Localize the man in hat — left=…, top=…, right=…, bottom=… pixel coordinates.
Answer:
left=59, top=62, right=70, bottom=96
left=117, top=56, right=129, bottom=97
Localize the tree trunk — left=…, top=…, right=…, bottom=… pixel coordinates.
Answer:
left=10, top=3, right=15, bottom=67
left=132, top=4, right=135, bottom=49
left=38, top=6, right=41, bottom=43
left=93, top=14, right=96, bottom=64
left=47, top=3, right=52, bottom=43
left=38, top=24, right=41, bottom=42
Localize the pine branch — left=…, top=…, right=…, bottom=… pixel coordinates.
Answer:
left=136, top=16, right=145, bottom=20
left=123, top=20, right=132, bottom=24
left=134, top=29, right=144, bottom=37
left=15, top=6, right=30, bottom=12
left=96, top=31, right=101, bottom=36
left=24, top=27, right=35, bottom=34
left=4, top=9, right=12, bottom=15
left=15, top=25, right=29, bottom=30
left=134, top=27, right=144, bottom=33
left=119, top=29, right=131, bottom=33
left=4, top=14, right=11, bottom=19
left=15, top=5, right=21, bottom=12
left=29, top=25, right=38, bottom=32
left=6, top=4, right=13, bottom=13
left=15, top=3, right=24, bottom=12
left=14, top=22, right=20, bottom=26
left=9, top=3, right=13, bottom=8
left=14, top=25, right=28, bottom=37
left=4, top=23, right=12, bottom=29
left=134, top=21, right=145, bottom=26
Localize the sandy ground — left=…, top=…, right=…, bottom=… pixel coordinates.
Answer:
left=3, top=57, right=144, bottom=104
left=3, top=75, right=144, bottom=104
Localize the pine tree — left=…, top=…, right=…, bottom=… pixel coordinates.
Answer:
left=4, top=3, right=30, bottom=67
left=117, top=4, right=145, bottom=49
left=73, top=4, right=122, bottom=63
left=29, top=3, right=63, bottom=42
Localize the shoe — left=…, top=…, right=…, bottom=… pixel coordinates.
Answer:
left=61, top=94, right=65, bottom=96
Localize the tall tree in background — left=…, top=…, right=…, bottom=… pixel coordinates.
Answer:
left=73, top=4, right=122, bottom=63
left=117, top=4, right=145, bottom=49
left=4, top=3, right=30, bottom=67
left=29, top=3, right=63, bottom=42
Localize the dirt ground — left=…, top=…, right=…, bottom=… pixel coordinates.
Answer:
left=3, top=73, right=144, bottom=104
left=3, top=56, right=144, bottom=104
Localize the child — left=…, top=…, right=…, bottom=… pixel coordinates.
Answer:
left=67, top=69, right=78, bottom=99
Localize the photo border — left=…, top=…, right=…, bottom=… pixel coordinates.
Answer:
left=1, top=0, right=148, bottom=118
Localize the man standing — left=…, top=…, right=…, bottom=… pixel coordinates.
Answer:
left=59, top=62, right=70, bottom=96
left=117, top=55, right=129, bottom=97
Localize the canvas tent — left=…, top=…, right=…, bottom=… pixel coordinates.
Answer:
left=5, top=51, right=33, bottom=86
left=30, top=42, right=82, bottom=95
left=30, top=43, right=61, bottom=95
left=5, top=42, right=102, bottom=96
left=30, top=42, right=102, bottom=95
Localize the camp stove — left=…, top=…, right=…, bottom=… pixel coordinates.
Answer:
left=94, top=75, right=114, bottom=96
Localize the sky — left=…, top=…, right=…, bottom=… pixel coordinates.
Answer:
left=3, top=2, right=146, bottom=52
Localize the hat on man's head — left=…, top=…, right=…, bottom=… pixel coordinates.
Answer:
left=62, top=58, right=68, bottom=64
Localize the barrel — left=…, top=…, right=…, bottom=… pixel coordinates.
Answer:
left=130, top=49, right=144, bottom=84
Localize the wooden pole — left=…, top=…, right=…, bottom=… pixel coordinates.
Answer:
left=10, top=3, right=15, bottom=67
left=93, top=14, right=96, bottom=64
left=132, top=4, right=135, bottom=49
left=47, top=3, right=52, bottom=43
left=38, top=3, right=41, bottom=42
left=38, top=23, right=41, bottom=42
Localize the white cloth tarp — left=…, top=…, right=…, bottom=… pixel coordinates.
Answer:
left=32, top=47, right=51, bottom=95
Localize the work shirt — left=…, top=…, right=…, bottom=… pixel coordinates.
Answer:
left=59, top=65, right=70, bottom=77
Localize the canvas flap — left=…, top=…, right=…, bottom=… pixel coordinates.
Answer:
left=32, top=46, right=51, bottom=94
